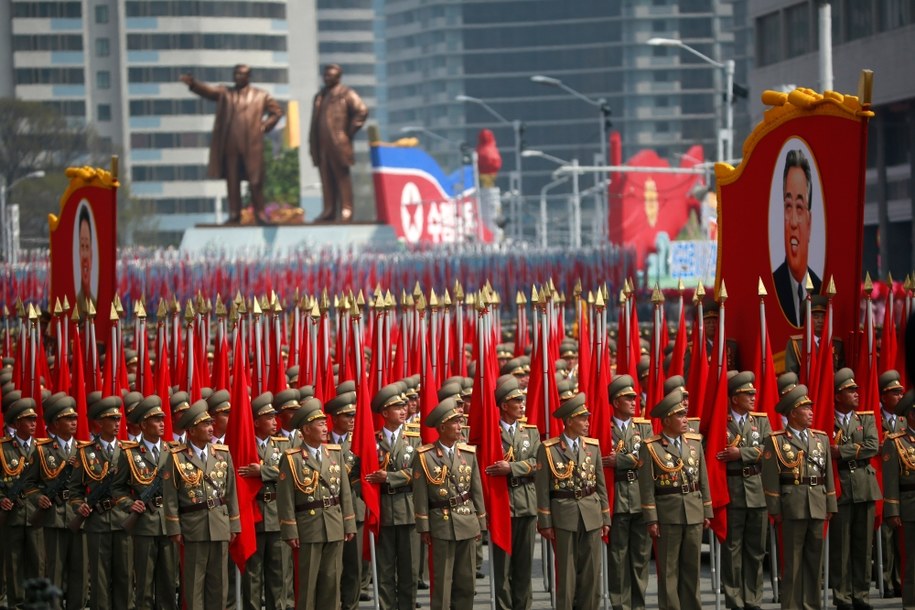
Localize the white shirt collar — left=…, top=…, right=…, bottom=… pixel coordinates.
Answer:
left=385, top=425, right=402, bottom=445
left=883, top=408, right=897, bottom=421
left=143, top=438, right=160, bottom=454
left=613, top=416, right=630, bottom=430
left=662, top=433, right=681, bottom=447
left=500, top=420, right=516, bottom=433
left=562, top=433, right=579, bottom=449
left=15, top=435, right=31, bottom=448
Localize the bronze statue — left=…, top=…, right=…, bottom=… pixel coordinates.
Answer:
left=180, top=64, right=283, bottom=225
left=309, top=64, right=368, bottom=223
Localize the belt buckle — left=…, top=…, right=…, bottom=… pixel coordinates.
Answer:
left=509, top=477, right=520, bottom=488
left=322, top=497, right=333, bottom=509
left=263, top=491, right=274, bottom=502
left=100, top=499, right=112, bottom=511
left=809, top=475, right=819, bottom=486
left=626, top=470, right=637, bottom=482
left=680, top=483, right=691, bottom=494
left=386, top=485, right=397, bottom=495
left=847, top=459, right=858, bottom=470
left=206, top=498, right=217, bottom=509
left=574, top=489, right=584, bottom=499
left=152, top=496, right=163, bottom=508
left=742, top=466, right=754, bottom=477
left=448, top=496, right=459, bottom=508
left=59, top=490, right=70, bottom=500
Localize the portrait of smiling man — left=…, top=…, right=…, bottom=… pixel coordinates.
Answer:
left=773, top=148, right=823, bottom=327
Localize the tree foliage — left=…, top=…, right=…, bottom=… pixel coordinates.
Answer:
left=261, top=146, right=301, bottom=206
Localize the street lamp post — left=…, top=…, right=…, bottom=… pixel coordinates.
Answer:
left=522, top=150, right=581, bottom=248
left=1, top=170, right=46, bottom=263
left=455, top=95, right=523, bottom=240
left=647, top=37, right=734, bottom=162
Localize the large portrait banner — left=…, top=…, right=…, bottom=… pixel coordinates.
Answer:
left=49, top=166, right=119, bottom=326
left=715, top=86, right=873, bottom=372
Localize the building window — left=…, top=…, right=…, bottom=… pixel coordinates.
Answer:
left=96, top=38, right=110, bottom=57
left=97, top=104, right=111, bottom=121
left=652, top=20, right=667, bottom=33
left=785, top=3, right=811, bottom=56
left=97, top=70, right=110, bottom=89
left=845, top=0, right=875, bottom=40
left=95, top=4, right=109, bottom=23
left=756, top=12, right=781, bottom=66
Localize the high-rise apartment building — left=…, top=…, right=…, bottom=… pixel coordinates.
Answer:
left=2, top=0, right=319, bottom=243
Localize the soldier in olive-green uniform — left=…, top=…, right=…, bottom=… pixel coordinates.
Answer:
left=325, top=390, right=365, bottom=610
left=277, top=397, right=356, bottom=610
left=0, top=398, right=45, bottom=608
left=485, top=376, right=540, bottom=610
left=536, top=392, right=612, bottom=610
left=276, top=388, right=304, bottom=448
left=663, top=375, right=700, bottom=434
left=639, top=390, right=712, bottom=610
left=762, top=384, right=837, bottom=610
left=30, top=396, right=87, bottom=609
left=783, top=296, right=844, bottom=376
left=602, top=375, right=652, bottom=610
left=414, top=398, right=487, bottom=610
left=881, top=390, right=915, bottom=609
left=830, top=368, right=881, bottom=610
left=239, top=392, right=292, bottom=610
left=365, top=382, right=422, bottom=610
left=162, top=400, right=241, bottom=610
left=113, top=395, right=178, bottom=610
left=70, top=396, right=134, bottom=610
left=716, top=372, right=772, bottom=610
left=878, top=370, right=905, bottom=598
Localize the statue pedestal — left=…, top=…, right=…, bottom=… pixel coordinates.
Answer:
left=179, top=222, right=401, bottom=256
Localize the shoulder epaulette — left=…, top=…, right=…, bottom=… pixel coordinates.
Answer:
left=77, top=440, right=94, bottom=448
left=119, top=441, right=139, bottom=449
left=169, top=444, right=186, bottom=453
left=750, top=412, right=768, bottom=418
left=644, top=435, right=662, bottom=443
left=687, top=417, right=700, bottom=422
left=684, top=432, right=703, bottom=441
left=324, top=444, right=341, bottom=450
left=523, top=424, right=538, bottom=429
left=457, top=443, right=476, bottom=452
left=789, top=334, right=803, bottom=341
left=583, top=437, right=600, bottom=446
left=417, top=444, right=434, bottom=453
left=285, top=448, right=299, bottom=455
left=810, top=429, right=828, bottom=436
left=856, top=411, right=874, bottom=416
left=887, top=431, right=906, bottom=439
left=543, top=438, right=560, bottom=447
left=771, top=430, right=785, bottom=437
left=35, top=438, right=53, bottom=445
left=404, top=430, right=419, bottom=437
left=633, top=418, right=651, bottom=424
left=272, top=436, right=289, bottom=443
left=211, top=443, right=229, bottom=451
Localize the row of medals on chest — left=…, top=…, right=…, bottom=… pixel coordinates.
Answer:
left=552, top=450, right=598, bottom=491
left=180, top=458, right=228, bottom=502
left=440, top=462, right=473, bottom=518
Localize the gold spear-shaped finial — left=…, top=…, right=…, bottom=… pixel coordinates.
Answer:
left=274, top=297, right=284, bottom=313
left=573, top=279, right=582, bottom=298
left=696, top=283, right=706, bottom=298
left=677, top=278, right=685, bottom=293
left=595, top=289, right=606, bottom=308
left=429, top=288, right=439, bottom=309
left=804, top=272, right=814, bottom=293
left=86, top=298, right=97, bottom=318
left=651, top=284, right=663, bottom=304
left=306, top=300, right=318, bottom=318
left=233, top=291, right=243, bottom=307
left=904, top=274, right=912, bottom=292
left=826, top=275, right=837, bottom=296
left=113, top=294, right=124, bottom=315
left=62, top=295, right=70, bottom=312
left=70, top=302, right=81, bottom=322
left=757, top=277, right=767, bottom=297
left=619, top=290, right=626, bottom=305
left=184, top=300, right=196, bottom=322
left=406, top=294, right=415, bottom=308
left=214, top=294, right=226, bottom=316
left=531, top=285, right=539, bottom=303
left=356, top=290, right=365, bottom=307
left=493, top=291, right=501, bottom=306
left=453, top=279, right=464, bottom=301
left=384, top=291, right=395, bottom=309
left=157, top=299, right=167, bottom=319
left=411, top=282, right=422, bottom=301
left=464, top=292, right=474, bottom=308
left=109, top=303, right=119, bottom=322
left=237, top=298, right=248, bottom=315
left=864, top=271, right=873, bottom=295
left=136, top=300, right=147, bottom=319
left=15, top=298, right=25, bottom=318
left=718, top=280, right=728, bottom=303
left=53, top=298, right=62, bottom=315
left=888, top=271, right=894, bottom=286
left=587, top=290, right=595, bottom=305
left=443, top=289, right=452, bottom=307
left=252, top=298, right=262, bottom=316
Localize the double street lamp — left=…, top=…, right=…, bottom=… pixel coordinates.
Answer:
left=1, top=170, right=46, bottom=264
left=647, top=37, right=735, bottom=163
left=522, top=149, right=581, bottom=249
left=455, top=95, right=524, bottom=240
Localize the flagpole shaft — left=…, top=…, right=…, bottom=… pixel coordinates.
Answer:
left=875, top=523, right=884, bottom=598
left=823, top=532, right=829, bottom=610
left=769, top=521, right=779, bottom=603
left=369, top=532, right=381, bottom=610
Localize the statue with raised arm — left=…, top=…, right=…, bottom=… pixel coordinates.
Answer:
left=180, top=64, right=283, bottom=225
left=309, top=64, right=368, bottom=223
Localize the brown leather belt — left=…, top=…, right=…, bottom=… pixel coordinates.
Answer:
left=262, top=490, right=276, bottom=503
left=837, top=459, right=862, bottom=471
left=727, top=464, right=762, bottom=478
left=899, top=483, right=915, bottom=493
left=179, top=497, right=226, bottom=514
left=509, top=475, right=535, bottom=488
left=380, top=483, right=412, bottom=495
left=780, top=475, right=822, bottom=486
left=148, top=496, right=164, bottom=508
left=655, top=482, right=700, bottom=496
left=295, top=496, right=340, bottom=513
left=429, top=491, right=471, bottom=509
left=617, top=469, right=638, bottom=482
left=550, top=486, right=596, bottom=500
left=94, top=498, right=114, bottom=512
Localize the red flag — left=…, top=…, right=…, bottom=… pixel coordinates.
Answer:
left=525, top=325, right=560, bottom=438
left=468, top=310, right=511, bottom=554
left=878, top=297, right=898, bottom=378
left=70, top=323, right=91, bottom=441
left=896, top=309, right=908, bottom=387
left=351, top=318, right=381, bottom=555
left=667, top=300, right=687, bottom=378
left=811, top=307, right=840, bottom=499
left=419, top=343, right=438, bottom=445
left=56, top=319, right=71, bottom=396
left=588, top=333, right=614, bottom=518
left=577, top=307, right=590, bottom=400
left=226, top=326, right=262, bottom=571
left=703, top=348, right=730, bottom=543
left=211, top=328, right=229, bottom=392
left=686, top=317, right=708, bottom=419
left=757, top=316, right=782, bottom=432
left=155, top=325, right=174, bottom=442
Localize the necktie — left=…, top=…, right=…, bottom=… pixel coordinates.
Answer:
left=199, top=448, right=206, bottom=462
left=891, top=417, right=897, bottom=432
left=800, top=430, right=808, bottom=445
left=390, top=430, right=398, bottom=447
left=446, top=447, right=453, bottom=461
left=106, top=443, right=113, bottom=458
left=620, top=421, right=627, bottom=434
left=151, top=445, right=160, bottom=463
left=571, top=440, right=579, bottom=453
left=315, top=449, right=322, bottom=464
left=674, top=438, right=681, bottom=453
left=738, top=416, right=745, bottom=429
left=509, top=424, right=516, bottom=438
